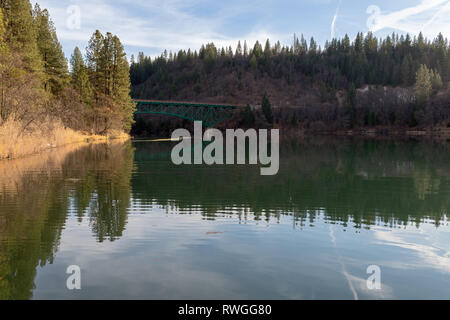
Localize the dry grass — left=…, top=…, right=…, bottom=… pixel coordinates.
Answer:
left=0, top=118, right=129, bottom=160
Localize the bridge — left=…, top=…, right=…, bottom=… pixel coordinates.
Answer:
left=133, top=99, right=242, bottom=127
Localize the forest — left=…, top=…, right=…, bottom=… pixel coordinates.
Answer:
left=1, top=0, right=450, bottom=153
left=0, top=0, right=134, bottom=159
left=130, top=32, right=450, bottom=136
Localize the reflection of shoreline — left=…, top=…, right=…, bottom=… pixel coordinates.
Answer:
left=0, top=140, right=124, bottom=196
left=133, top=137, right=191, bottom=142
left=131, top=138, right=450, bottom=229
left=0, top=141, right=134, bottom=300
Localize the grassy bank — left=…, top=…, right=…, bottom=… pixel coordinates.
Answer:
left=0, top=118, right=129, bottom=160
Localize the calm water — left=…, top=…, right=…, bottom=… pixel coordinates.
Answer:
left=0, top=138, right=450, bottom=300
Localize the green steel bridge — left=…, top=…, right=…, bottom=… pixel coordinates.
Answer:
left=133, top=99, right=242, bottom=127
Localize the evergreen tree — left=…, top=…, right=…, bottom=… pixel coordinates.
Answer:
left=243, top=104, right=255, bottom=126
left=249, top=55, right=257, bottom=70
left=235, top=41, right=242, bottom=57
left=110, top=35, right=135, bottom=131
left=261, top=91, right=273, bottom=124
left=347, top=82, right=357, bottom=126
left=293, top=34, right=300, bottom=55
left=85, top=30, right=134, bottom=132
left=430, top=69, right=443, bottom=93
left=86, top=30, right=105, bottom=101
left=253, top=41, right=263, bottom=58
left=414, top=64, right=432, bottom=108
left=264, top=39, right=271, bottom=57
left=300, top=34, right=308, bottom=52
left=33, top=4, right=68, bottom=94
left=309, top=37, right=318, bottom=54
left=0, top=7, right=14, bottom=120
left=70, top=47, right=92, bottom=105
left=401, top=53, right=414, bottom=86
left=1, top=0, right=42, bottom=73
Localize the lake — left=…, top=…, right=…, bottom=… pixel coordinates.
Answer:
left=0, top=138, right=449, bottom=300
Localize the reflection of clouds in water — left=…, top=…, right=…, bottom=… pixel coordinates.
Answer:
left=329, top=226, right=394, bottom=300
left=329, top=225, right=358, bottom=300
left=374, top=226, right=450, bottom=274
left=367, top=1, right=450, bottom=39
left=344, top=270, right=394, bottom=300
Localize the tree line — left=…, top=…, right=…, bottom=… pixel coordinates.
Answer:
left=130, top=32, right=450, bottom=132
left=0, top=0, right=134, bottom=135
left=131, top=32, right=449, bottom=94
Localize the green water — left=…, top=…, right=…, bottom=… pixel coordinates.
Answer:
left=0, top=138, right=449, bottom=299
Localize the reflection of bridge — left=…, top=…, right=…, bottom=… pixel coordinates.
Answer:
left=133, top=99, right=242, bottom=127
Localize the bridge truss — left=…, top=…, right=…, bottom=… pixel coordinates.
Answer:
left=133, top=100, right=239, bottom=127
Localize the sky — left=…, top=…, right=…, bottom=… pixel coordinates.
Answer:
left=35, top=0, right=450, bottom=61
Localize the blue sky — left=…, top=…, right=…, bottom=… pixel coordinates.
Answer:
left=35, top=0, right=450, bottom=61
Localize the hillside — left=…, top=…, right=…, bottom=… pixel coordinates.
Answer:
left=130, top=33, right=450, bottom=135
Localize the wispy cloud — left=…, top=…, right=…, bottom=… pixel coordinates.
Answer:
left=367, top=0, right=450, bottom=38
left=36, top=0, right=283, bottom=58
left=374, top=227, right=450, bottom=274
left=36, top=0, right=450, bottom=60
left=330, top=0, right=341, bottom=39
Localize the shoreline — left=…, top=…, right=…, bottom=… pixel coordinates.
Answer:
left=0, top=131, right=130, bottom=161
left=3, top=125, right=449, bottom=162
left=275, top=126, right=450, bottom=141
left=133, top=126, right=450, bottom=142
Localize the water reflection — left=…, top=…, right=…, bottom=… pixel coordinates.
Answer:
left=0, top=142, right=134, bottom=299
left=132, top=138, right=450, bottom=228
left=0, top=137, right=449, bottom=299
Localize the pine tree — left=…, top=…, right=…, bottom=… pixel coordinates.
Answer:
left=261, top=91, right=273, bottom=124
left=300, top=34, right=308, bottom=52
left=293, top=34, right=300, bottom=55
left=243, top=104, right=255, bottom=126
left=86, top=30, right=105, bottom=101
left=227, top=45, right=233, bottom=57
left=414, top=64, right=432, bottom=108
left=70, top=47, right=92, bottom=105
left=0, top=1, right=46, bottom=122
left=401, top=53, right=414, bottom=86
left=0, top=7, right=13, bottom=120
left=85, top=30, right=134, bottom=132
left=1, top=0, right=42, bottom=73
left=264, top=39, right=271, bottom=57
left=33, top=4, right=68, bottom=94
left=346, top=83, right=357, bottom=128
left=110, top=35, right=134, bottom=131
left=253, top=41, right=263, bottom=58
left=249, top=55, right=257, bottom=70
left=430, top=69, right=443, bottom=93
left=235, top=41, right=242, bottom=57
left=309, top=37, right=318, bottom=54
left=100, top=32, right=115, bottom=96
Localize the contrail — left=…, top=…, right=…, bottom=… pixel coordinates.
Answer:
left=422, top=1, right=450, bottom=30
left=331, top=0, right=342, bottom=40
left=369, top=0, right=449, bottom=34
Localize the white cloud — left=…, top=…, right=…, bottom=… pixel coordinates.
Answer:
left=367, top=0, right=450, bottom=39
left=36, top=0, right=283, bottom=58
left=374, top=227, right=450, bottom=274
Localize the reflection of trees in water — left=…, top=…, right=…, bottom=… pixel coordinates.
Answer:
left=132, top=138, right=450, bottom=228
left=0, top=137, right=449, bottom=299
left=67, top=143, right=135, bottom=242
left=0, top=142, right=134, bottom=299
